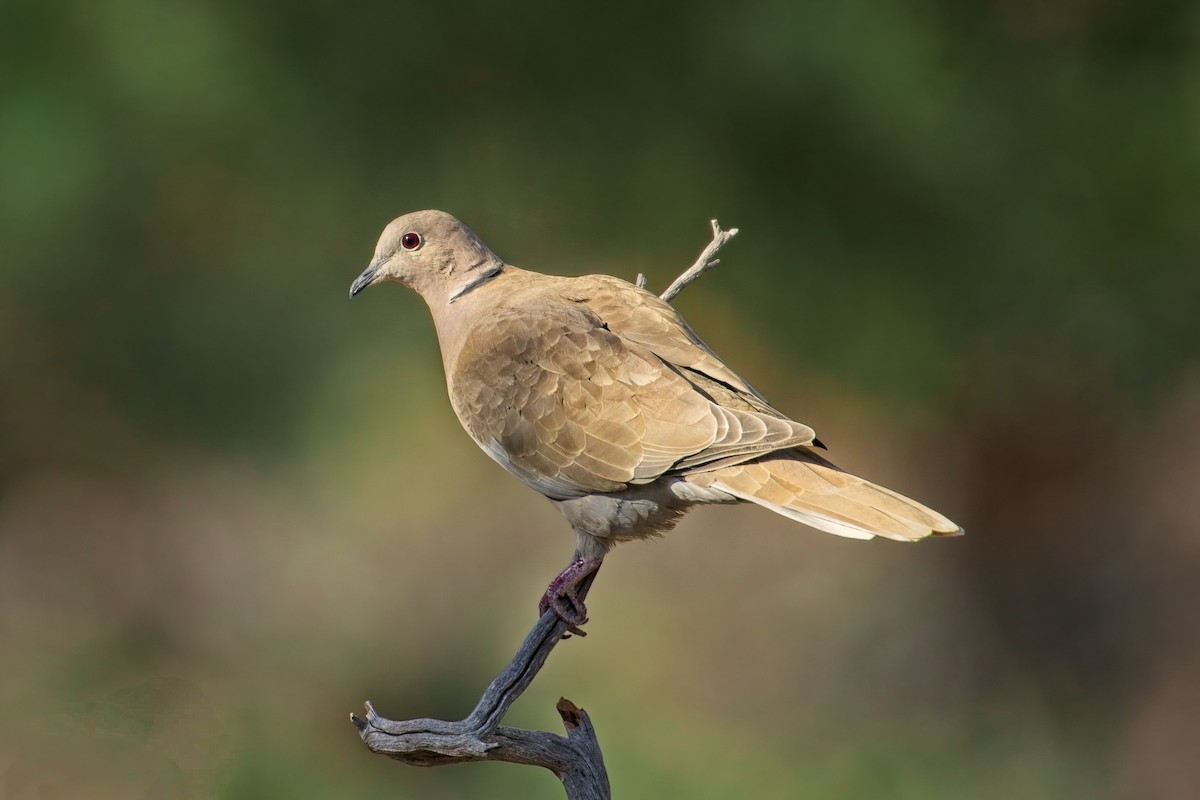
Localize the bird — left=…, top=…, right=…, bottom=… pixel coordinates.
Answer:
left=349, top=210, right=961, bottom=629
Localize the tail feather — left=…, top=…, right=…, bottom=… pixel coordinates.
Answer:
left=686, top=450, right=962, bottom=542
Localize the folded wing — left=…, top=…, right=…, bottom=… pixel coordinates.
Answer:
left=450, top=288, right=815, bottom=499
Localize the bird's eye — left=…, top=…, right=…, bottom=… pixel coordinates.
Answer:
left=401, top=232, right=422, bottom=250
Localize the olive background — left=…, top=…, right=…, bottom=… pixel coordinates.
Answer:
left=2, top=2, right=1198, bottom=798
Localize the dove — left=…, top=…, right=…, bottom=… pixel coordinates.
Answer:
left=350, top=210, right=961, bottom=628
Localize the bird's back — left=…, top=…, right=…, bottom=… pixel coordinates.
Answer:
left=444, top=267, right=960, bottom=543
left=446, top=269, right=817, bottom=497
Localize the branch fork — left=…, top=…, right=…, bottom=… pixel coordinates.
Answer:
left=353, top=578, right=609, bottom=798
left=636, top=218, right=739, bottom=301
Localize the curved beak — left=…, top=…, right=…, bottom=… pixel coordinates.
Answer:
left=349, top=259, right=383, bottom=298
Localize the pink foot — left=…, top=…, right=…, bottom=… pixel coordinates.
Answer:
left=539, top=557, right=602, bottom=631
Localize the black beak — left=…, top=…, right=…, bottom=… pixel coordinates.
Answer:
left=349, top=259, right=382, bottom=298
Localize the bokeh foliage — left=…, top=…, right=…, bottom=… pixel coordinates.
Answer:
left=2, top=1, right=1198, bottom=798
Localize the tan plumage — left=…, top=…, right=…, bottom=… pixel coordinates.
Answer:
left=450, top=280, right=817, bottom=496
left=351, top=210, right=961, bottom=622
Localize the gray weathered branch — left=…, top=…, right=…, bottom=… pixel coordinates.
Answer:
left=637, top=219, right=738, bottom=301
left=352, top=574, right=608, bottom=799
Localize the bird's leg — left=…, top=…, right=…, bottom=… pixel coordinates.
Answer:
left=539, top=557, right=603, bottom=630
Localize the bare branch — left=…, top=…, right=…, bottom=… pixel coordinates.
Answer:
left=659, top=219, right=739, bottom=302
left=352, top=573, right=608, bottom=799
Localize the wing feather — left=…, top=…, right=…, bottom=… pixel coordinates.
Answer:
left=450, top=277, right=817, bottom=499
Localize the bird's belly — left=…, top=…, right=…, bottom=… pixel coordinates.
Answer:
left=550, top=479, right=737, bottom=559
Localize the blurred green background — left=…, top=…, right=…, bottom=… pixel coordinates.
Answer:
left=3, top=1, right=1199, bottom=797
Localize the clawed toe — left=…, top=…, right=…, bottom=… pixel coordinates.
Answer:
left=538, top=556, right=602, bottom=634
left=540, top=587, right=588, bottom=627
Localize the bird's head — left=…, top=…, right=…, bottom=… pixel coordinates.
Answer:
left=349, top=210, right=505, bottom=303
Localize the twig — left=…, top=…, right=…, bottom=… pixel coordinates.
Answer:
left=658, top=219, right=739, bottom=302
left=352, top=574, right=608, bottom=799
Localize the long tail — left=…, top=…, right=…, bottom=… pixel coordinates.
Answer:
left=685, top=449, right=962, bottom=541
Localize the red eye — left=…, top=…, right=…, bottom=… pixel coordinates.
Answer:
left=401, top=232, right=421, bottom=250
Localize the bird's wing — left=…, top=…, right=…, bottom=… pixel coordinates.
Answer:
left=450, top=284, right=816, bottom=499
left=576, top=275, right=780, bottom=414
